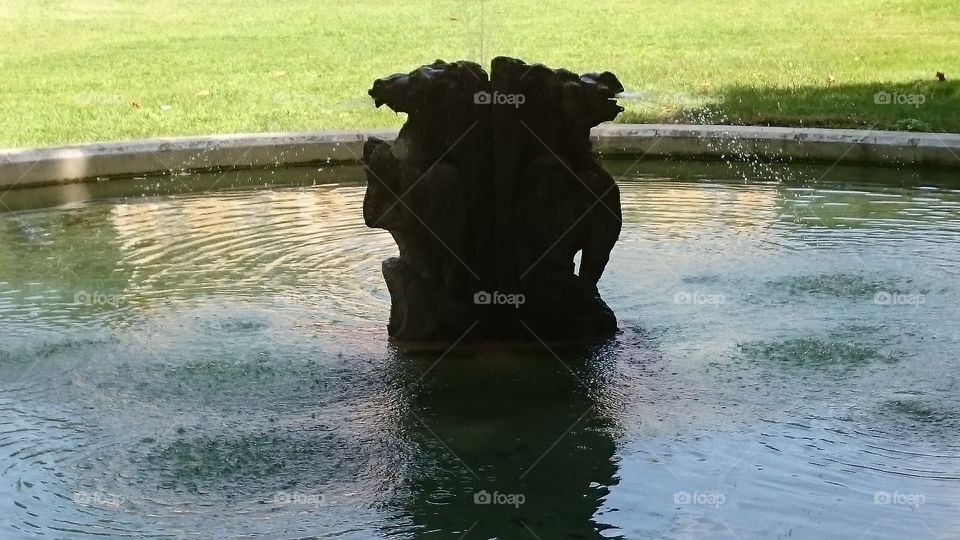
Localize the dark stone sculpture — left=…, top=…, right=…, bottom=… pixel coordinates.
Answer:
left=363, top=57, right=623, bottom=345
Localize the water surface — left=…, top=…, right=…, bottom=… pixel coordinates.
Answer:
left=1, top=162, right=959, bottom=539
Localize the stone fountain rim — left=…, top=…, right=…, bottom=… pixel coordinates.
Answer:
left=2, top=124, right=960, bottom=189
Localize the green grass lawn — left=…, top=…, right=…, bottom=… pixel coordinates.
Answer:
left=1, top=0, right=958, bottom=148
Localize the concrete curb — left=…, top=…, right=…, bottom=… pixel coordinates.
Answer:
left=592, top=125, right=960, bottom=168
left=2, top=125, right=960, bottom=188
left=0, top=130, right=398, bottom=189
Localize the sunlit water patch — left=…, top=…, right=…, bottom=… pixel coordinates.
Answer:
left=1, top=163, right=959, bottom=538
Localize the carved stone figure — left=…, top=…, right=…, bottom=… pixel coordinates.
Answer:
left=363, top=57, right=623, bottom=345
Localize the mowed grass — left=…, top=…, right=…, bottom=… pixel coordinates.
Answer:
left=1, top=0, right=958, bottom=148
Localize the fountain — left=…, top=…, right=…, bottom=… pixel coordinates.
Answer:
left=4, top=108, right=960, bottom=539
left=362, top=56, right=625, bottom=345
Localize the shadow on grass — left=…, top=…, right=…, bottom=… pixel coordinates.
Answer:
left=619, top=80, right=960, bottom=133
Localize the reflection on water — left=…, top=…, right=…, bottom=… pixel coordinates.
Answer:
left=386, top=344, right=626, bottom=538
left=1, top=162, right=960, bottom=538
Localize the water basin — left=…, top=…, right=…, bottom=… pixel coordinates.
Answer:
left=1, top=160, right=959, bottom=539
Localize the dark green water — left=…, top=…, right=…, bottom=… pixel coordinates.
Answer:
left=1, top=161, right=959, bottom=539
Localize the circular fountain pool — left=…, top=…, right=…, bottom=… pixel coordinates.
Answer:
left=1, top=160, right=959, bottom=539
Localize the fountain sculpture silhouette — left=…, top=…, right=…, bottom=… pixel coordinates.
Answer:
left=363, top=57, right=623, bottom=345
